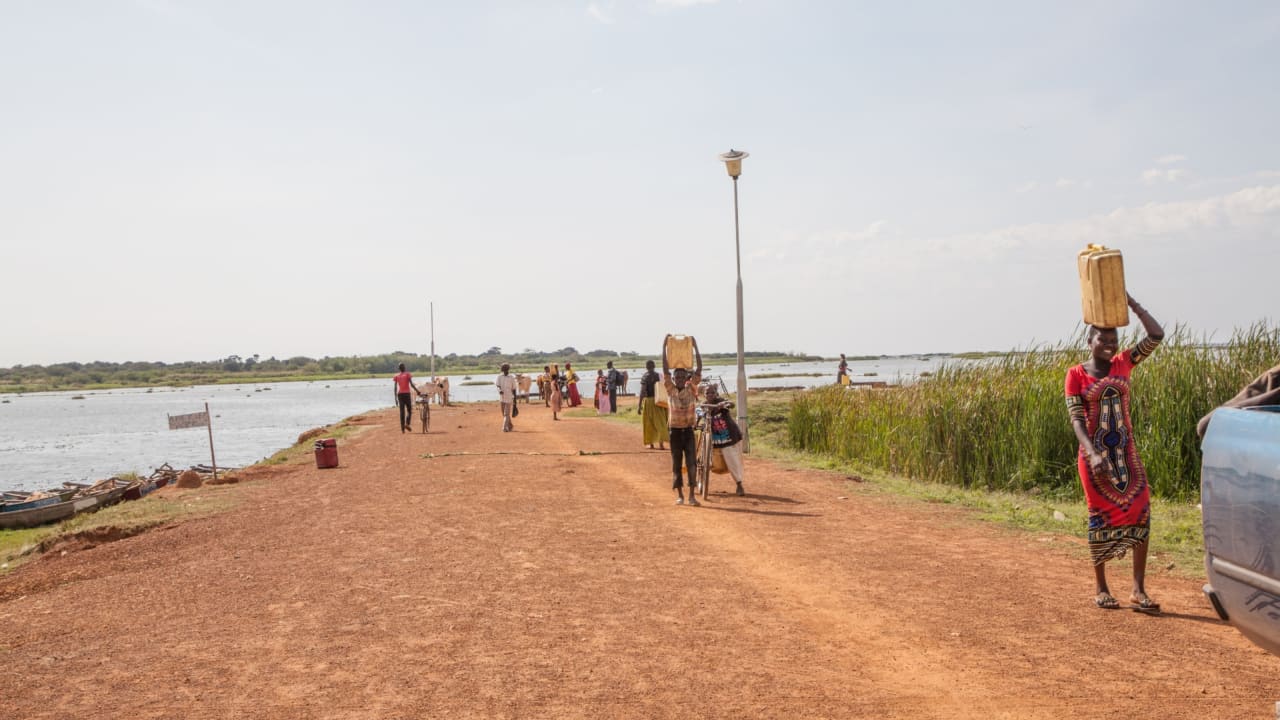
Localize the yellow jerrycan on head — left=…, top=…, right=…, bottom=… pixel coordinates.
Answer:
left=664, top=334, right=696, bottom=371
left=1077, top=244, right=1129, bottom=328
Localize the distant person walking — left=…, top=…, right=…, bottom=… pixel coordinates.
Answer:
left=495, top=363, right=518, bottom=432
left=564, top=363, right=582, bottom=407
left=836, top=353, right=849, bottom=386
left=392, top=363, right=421, bottom=433
left=548, top=366, right=563, bottom=421
left=595, top=370, right=612, bottom=415
left=637, top=359, right=668, bottom=450
left=663, top=334, right=703, bottom=506
left=1065, top=293, right=1164, bottom=613
left=606, top=361, right=620, bottom=414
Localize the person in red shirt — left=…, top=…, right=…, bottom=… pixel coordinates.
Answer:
left=392, top=363, right=422, bottom=433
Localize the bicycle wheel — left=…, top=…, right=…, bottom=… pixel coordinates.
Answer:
left=697, top=429, right=712, bottom=498
left=419, top=402, right=430, bottom=433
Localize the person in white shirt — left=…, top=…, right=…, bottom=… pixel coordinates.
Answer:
left=495, top=363, right=519, bottom=432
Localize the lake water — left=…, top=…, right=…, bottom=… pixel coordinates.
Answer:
left=0, top=356, right=957, bottom=492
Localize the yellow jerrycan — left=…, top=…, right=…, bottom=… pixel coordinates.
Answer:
left=1077, top=244, right=1129, bottom=328
left=664, top=334, right=696, bottom=370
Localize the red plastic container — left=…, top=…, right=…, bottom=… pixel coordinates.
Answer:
left=314, top=438, right=339, bottom=469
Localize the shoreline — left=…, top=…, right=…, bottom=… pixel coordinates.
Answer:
left=0, top=354, right=839, bottom=395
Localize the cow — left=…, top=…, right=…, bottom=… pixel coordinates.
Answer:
left=515, top=373, right=533, bottom=403
left=422, top=376, right=450, bottom=406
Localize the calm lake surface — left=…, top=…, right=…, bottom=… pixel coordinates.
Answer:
left=0, top=357, right=957, bottom=492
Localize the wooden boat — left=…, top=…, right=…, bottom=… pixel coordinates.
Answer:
left=0, top=496, right=78, bottom=530
left=0, top=477, right=135, bottom=530
left=121, top=478, right=156, bottom=502
left=70, top=478, right=131, bottom=512
left=1, top=488, right=77, bottom=513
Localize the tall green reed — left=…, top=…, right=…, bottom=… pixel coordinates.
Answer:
left=788, top=323, right=1279, bottom=500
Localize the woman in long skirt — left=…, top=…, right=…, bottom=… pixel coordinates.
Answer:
left=565, top=362, right=582, bottom=407
left=548, top=370, right=562, bottom=420
left=637, top=360, right=667, bottom=449
left=595, top=370, right=612, bottom=414
left=1065, top=293, right=1164, bottom=613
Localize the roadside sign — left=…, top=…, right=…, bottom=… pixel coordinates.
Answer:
left=167, top=410, right=209, bottom=430
left=166, top=403, right=218, bottom=481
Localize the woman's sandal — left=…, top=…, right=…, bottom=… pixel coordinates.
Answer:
left=1095, top=592, right=1121, bottom=610
left=1129, top=593, right=1162, bottom=615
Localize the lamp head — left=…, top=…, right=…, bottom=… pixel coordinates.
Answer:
left=718, top=148, right=749, bottom=178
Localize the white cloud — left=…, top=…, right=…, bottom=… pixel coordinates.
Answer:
left=1142, top=167, right=1190, bottom=184
left=1055, top=178, right=1076, bottom=188
left=586, top=2, right=615, bottom=24
left=1015, top=180, right=1039, bottom=194
left=1156, top=154, right=1188, bottom=165
left=748, top=221, right=889, bottom=265
left=931, top=184, right=1280, bottom=259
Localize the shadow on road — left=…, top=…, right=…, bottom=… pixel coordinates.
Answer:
left=1145, top=610, right=1228, bottom=627
left=708, top=492, right=802, bottom=505
left=699, top=504, right=820, bottom=518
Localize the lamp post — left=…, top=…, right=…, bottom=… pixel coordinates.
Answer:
left=718, top=148, right=750, bottom=453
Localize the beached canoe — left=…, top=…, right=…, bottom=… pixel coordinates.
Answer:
left=0, top=497, right=78, bottom=530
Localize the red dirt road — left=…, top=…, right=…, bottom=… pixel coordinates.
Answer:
left=3, top=399, right=1278, bottom=719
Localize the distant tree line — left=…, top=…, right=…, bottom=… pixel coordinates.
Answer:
left=0, top=348, right=823, bottom=393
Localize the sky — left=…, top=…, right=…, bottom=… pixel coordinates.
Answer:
left=2, top=0, right=1278, bottom=367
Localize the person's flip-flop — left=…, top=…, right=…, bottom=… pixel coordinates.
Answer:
left=1095, top=593, right=1121, bottom=610
left=1129, top=595, right=1162, bottom=614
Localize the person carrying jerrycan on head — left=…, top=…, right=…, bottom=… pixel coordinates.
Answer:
left=663, top=334, right=703, bottom=506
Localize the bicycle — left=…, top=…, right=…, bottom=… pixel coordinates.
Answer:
left=414, top=395, right=430, bottom=433
left=693, top=400, right=732, bottom=499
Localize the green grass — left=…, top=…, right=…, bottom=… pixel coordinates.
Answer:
left=1, top=487, right=240, bottom=573
left=787, top=323, right=1279, bottom=501
left=745, top=390, right=1207, bottom=573
left=749, top=372, right=828, bottom=379
left=563, top=396, right=645, bottom=425
left=260, top=421, right=370, bottom=466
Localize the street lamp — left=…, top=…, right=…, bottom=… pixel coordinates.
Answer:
left=718, top=148, right=750, bottom=453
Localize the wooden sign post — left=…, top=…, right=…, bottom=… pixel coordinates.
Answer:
left=167, top=403, right=218, bottom=481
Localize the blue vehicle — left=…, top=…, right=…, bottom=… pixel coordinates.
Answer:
left=1201, top=405, right=1280, bottom=657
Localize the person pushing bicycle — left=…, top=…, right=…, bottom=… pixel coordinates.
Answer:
left=392, top=363, right=423, bottom=434
left=700, top=384, right=746, bottom=496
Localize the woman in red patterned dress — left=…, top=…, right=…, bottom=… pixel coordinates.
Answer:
left=1064, top=293, right=1164, bottom=613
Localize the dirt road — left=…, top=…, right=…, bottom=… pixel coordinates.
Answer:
left=3, top=399, right=1278, bottom=719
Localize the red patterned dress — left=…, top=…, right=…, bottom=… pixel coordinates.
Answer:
left=1064, top=337, right=1160, bottom=565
